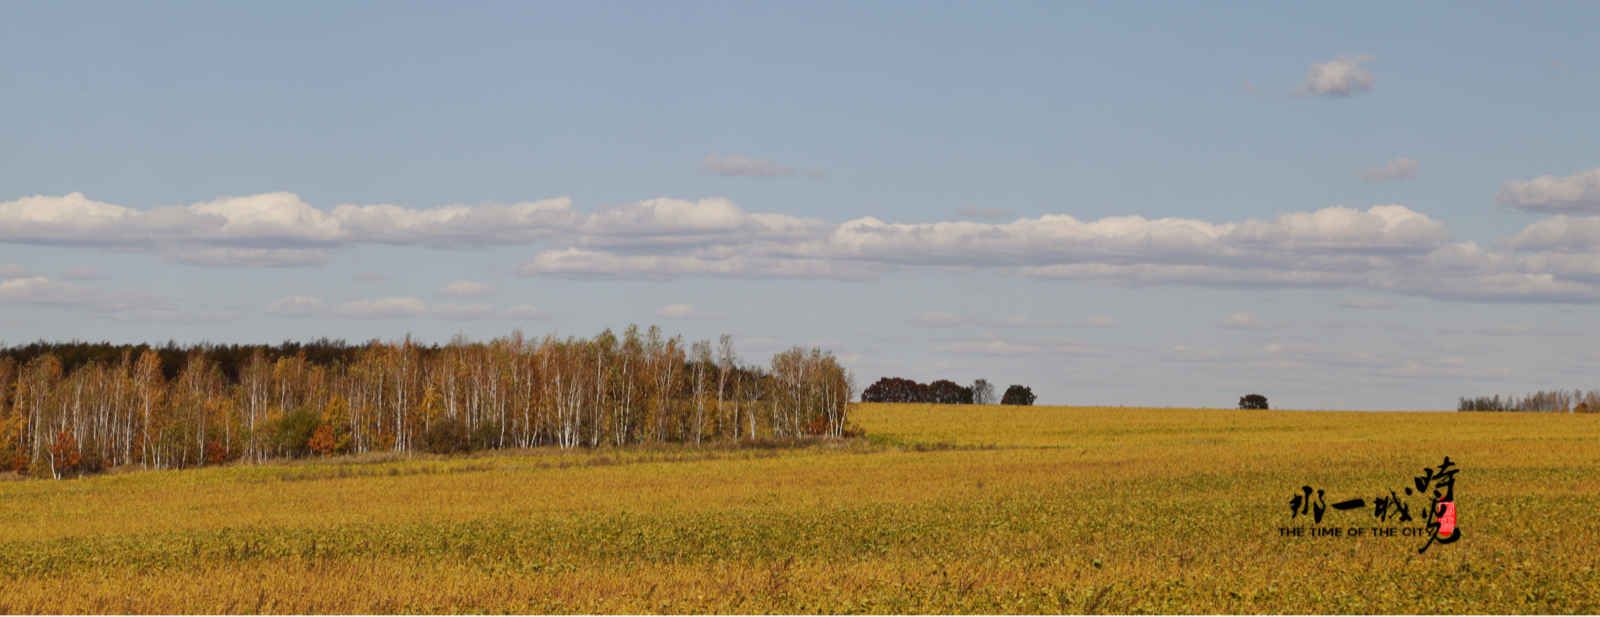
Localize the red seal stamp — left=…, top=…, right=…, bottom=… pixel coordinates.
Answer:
left=1437, top=501, right=1456, bottom=536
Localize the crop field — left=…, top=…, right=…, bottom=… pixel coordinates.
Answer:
left=1, top=404, right=1598, bottom=614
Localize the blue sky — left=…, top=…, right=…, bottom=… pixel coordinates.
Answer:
left=3, top=1, right=1599, bottom=409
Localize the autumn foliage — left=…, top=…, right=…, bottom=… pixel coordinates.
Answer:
left=0, top=327, right=853, bottom=477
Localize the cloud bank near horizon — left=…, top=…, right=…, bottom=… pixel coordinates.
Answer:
left=8, top=191, right=1600, bottom=304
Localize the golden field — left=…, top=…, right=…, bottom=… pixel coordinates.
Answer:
left=1, top=404, right=1598, bottom=614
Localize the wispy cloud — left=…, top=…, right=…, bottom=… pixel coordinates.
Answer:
left=694, top=153, right=822, bottom=178
left=267, top=295, right=551, bottom=321
left=0, top=263, right=28, bottom=279
left=649, top=303, right=726, bottom=320
left=265, top=295, right=325, bottom=317
left=1159, top=342, right=1509, bottom=382
left=1292, top=54, right=1376, bottom=98
left=1218, top=312, right=1284, bottom=330
left=433, top=279, right=499, bottom=297
left=1357, top=158, right=1419, bottom=182
left=0, top=277, right=173, bottom=315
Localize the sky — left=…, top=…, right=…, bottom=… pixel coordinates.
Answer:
left=2, top=1, right=1599, bottom=410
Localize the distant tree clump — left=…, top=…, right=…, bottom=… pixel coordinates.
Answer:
left=0, top=328, right=856, bottom=479
left=861, top=377, right=927, bottom=403
left=1000, top=385, right=1036, bottom=406
left=860, top=377, right=1003, bottom=404
left=927, top=380, right=965, bottom=405
left=1238, top=394, right=1269, bottom=410
left=1459, top=389, right=1600, bottom=413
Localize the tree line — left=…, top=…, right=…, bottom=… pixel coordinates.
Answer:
left=1457, top=389, right=1600, bottom=413
left=860, top=377, right=1036, bottom=405
left=0, top=327, right=854, bottom=479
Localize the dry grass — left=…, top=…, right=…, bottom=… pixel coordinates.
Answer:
left=1, top=404, right=1597, bottom=613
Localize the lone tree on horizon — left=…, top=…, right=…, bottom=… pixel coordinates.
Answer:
left=1001, top=385, right=1036, bottom=406
left=969, top=379, right=995, bottom=405
left=1239, top=394, right=1269, bottom=410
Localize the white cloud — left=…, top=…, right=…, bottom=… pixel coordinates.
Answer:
left=955, top=207, right=1013, bottom=219
left=650, top=303, right=726, bottom=320
left=60, top=265, right=105, bottom=280
left=0, top=263, right=27, bottom=279
left=1500, top=216, right=1600, bottom=252
left=1357, top=158, right=1419, bottom=182
left=0, top=192, right=342, bottom=254
left=434, top=280, right=499, bottom=297
left=1080, top=316, right=1120, bottom=327
left=332, top=197, right=580, bottom=249
left=0, top=192, right=579, bottom=264
left=21, top=191, right=1600, bottom=305
left=1338, top=298, right=1397, bottom=309
left=1293, top=54, right=1376, bottom=98
left=694, top=153, right=820, bottom=178
left=577, top=197, right=822, bottom=242
left=508, top=201, right=1600, bottom=303
left=0, top=277, right=172, bottom=314
left=1218, top=312, right=1282, bottom=330
left=1495, top=168, right=1600, bottom=214
left=518, top=249, right=876, bottom=281
left=265, top=295, right=326, bottom=317
left=816, top=204, right=1451, bottom=269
